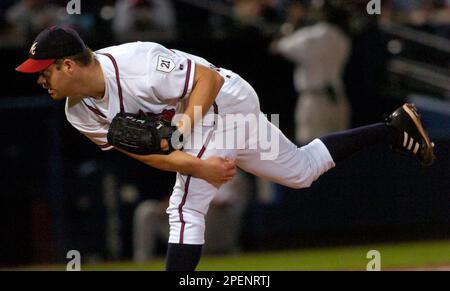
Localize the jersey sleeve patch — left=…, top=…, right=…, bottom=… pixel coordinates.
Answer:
left=156, top=55, right=176, bottom=73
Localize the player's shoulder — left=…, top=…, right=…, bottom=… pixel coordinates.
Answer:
left=95, top=42, right=173, bottom=77
left=95, top=42, right=172, bottom=61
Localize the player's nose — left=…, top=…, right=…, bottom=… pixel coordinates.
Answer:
left=37, top=75, right=45, bottom=85
left=37, top=76, right=48, bottom=88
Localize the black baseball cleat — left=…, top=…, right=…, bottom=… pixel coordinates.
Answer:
left=385, top=103, right=436, bottom=166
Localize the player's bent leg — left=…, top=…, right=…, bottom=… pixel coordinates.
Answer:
left=236, top=115, right=335, bottom=189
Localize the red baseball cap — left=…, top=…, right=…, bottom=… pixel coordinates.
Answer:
left=16, top=26, right=86, bottom=73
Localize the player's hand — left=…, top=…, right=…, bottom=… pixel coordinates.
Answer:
left=198, top=156, right=236, bottom=188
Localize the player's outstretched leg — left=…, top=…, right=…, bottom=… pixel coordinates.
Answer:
left=320, top=103, right=436, bottom=166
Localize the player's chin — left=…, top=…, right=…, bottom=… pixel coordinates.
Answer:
left=48, top=91, right=65, bottom=101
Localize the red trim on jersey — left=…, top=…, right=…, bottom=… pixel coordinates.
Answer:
left=99, top=143, right=111, bottom=149
left=82, top=100, right=107, bottom=119
left=83, top=53, right=124, bottom=120
left=101, top=53, right=125, bottom=113
left=177, top=102, right=218, bottom=244
left=142, top=108, right=176, bottom=122
left=180, top=59, right=192, bottom=99
left=178, top=145, right=206, bottom=245
left=178, top=175, right=191, bottom=244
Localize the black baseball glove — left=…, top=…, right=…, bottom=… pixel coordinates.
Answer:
left=107, top=112, right=182, bottom=155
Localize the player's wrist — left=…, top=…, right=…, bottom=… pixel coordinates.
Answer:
left=190, top=157, right=203, bottom=178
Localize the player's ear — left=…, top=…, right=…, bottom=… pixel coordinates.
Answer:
left=61, top=59, right=76, bottom=73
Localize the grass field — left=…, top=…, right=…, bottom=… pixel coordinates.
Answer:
left=11, top=240, right=450, bottom=271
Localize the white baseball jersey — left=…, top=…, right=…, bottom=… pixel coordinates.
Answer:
left=66, top=42, right=215, bottom=150
left=65, top=41, right=335, bottom=245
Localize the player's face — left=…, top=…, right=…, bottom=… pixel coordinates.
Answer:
left=36, top=62, right=77, bottom=101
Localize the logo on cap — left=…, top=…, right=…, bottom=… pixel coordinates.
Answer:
left=30, top=42, right=38, bottom=56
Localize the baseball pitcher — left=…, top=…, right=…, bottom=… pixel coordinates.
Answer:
left=16, top=26, right=435, bottom=271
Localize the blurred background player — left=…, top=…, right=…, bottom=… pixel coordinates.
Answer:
left=271, top=0, right=351, bottom=145
left=113, top=0, right=177, bottom=43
